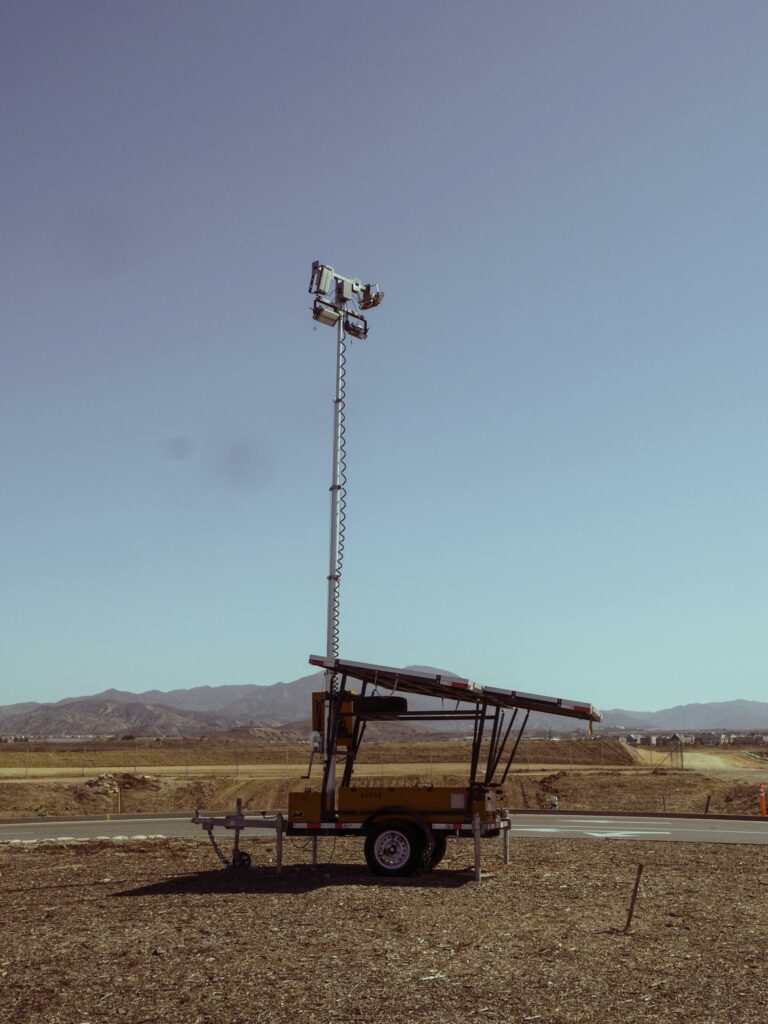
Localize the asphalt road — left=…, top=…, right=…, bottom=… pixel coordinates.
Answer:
left=1, top=813, right=767, bottom=845
left=506, top=814, right=768, bottom=845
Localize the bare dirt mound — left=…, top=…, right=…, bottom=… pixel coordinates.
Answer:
left=516, top=769, right=766, bottom=815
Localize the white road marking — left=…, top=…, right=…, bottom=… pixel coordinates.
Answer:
left=567, top=819, right=613, bottom=824
left=633, top=825, right=767, bottom=837
left=509, top=827, right=565, bottom=834
left=510, top=825, right=666, bottom=834
left=509, top=822, right=767, bottom=838
left=585, top=830, right=671, bottom=838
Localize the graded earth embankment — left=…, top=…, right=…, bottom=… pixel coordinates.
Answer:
left=0, top=766, right=764, bottom=819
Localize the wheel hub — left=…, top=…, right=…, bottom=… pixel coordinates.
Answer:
left=374, top=830, right=411, bottom=869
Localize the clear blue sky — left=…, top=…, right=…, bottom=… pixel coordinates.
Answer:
left=2, top=1, right=767, bottom=711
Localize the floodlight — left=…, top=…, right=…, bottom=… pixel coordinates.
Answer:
left=309, top=261, right=334, bottom=296
left=344, top=313, right=368, bottom=340
left=312, top=299, right=341, bottom=327
left=359, top=283, right=384, bottom=310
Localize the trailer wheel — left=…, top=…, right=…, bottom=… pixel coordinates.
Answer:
left=364, top=821, right=424, bottom=877
left=428, top=835, right=447, bottom=868
left=232, top=850, right=251, bottom=870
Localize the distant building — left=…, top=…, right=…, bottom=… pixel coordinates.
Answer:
left=695, top=733, right=719, bottom=746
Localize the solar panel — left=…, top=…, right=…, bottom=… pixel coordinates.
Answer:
left=308, top=655, right=602, bottom=723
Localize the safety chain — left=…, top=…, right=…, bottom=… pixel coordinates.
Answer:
left=206, top=827, right=230, bottom=867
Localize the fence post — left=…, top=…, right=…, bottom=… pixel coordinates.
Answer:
left=502, top=824, right=510, bottom=865
left=623, top=863, right=644, bottom=933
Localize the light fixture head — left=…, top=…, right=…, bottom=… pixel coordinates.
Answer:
left=309, top=261, right=334, bottom=296
left=359, top=283, right=384, bottom=310
left=344, top=313, right=368, bottom=340
left=312, top=299, right=341, bottom=327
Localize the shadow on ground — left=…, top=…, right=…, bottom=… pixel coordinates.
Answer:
left=115, top=863, right=477, bottom=896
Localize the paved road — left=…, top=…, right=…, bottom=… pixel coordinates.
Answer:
left=507, top=814, right=768, bottom=845
left=0, top=815, right=196, bottom=842
left=1, top=812, right=767, bottom=845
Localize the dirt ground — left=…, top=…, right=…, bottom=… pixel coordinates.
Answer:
left=0, top=738, right=637, bottom=775
left=632, top=747, right=759, bottom=771
left=0, top=765, right=765, bottom=819
left=1, top=836, right=766, bottom=1024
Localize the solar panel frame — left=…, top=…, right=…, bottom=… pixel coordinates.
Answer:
left=308, top=655, right=602, bottom=723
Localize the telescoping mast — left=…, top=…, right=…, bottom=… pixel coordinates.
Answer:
left=191, top=262, right=601, bottom=879
left=307, top=261, right=384, bottom=816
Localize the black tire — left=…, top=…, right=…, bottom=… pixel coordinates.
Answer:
left=428, top=835, right=447, bottom=868
left=364, top=821, right=424, bottom=877
left=232, top=850, right=251, bottom=870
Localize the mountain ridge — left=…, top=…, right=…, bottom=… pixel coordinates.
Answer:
left=2, top=674, right=767, bottom=737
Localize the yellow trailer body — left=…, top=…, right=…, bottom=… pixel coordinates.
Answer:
left=337, top=785, right=501, bottom=824
left=289, top=785, right=502, bottom=826
left=288, top=790, right=324, bottom=823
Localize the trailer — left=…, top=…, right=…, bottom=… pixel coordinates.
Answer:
left=192, top=654, right=601, bottom=878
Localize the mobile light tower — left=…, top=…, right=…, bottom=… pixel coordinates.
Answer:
left=308, top=261, right=384, bottom=812
left=191, top=264, right=601, bottom=871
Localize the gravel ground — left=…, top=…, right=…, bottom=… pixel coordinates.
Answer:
left=1, top=836, right=766, bottom=1024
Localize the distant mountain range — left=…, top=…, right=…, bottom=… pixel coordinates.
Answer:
left=0, top=673, right=322, bottom=738
left=1, top=671, right=767, bottom=738
left=598, top=700, right=768, bottom=733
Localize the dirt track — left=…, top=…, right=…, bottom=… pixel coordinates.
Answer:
left=632, top=747, right=756, bottom=771
left=0, top=761, right=655, bottom=783
left=0, top=738, right=639, bottom=774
